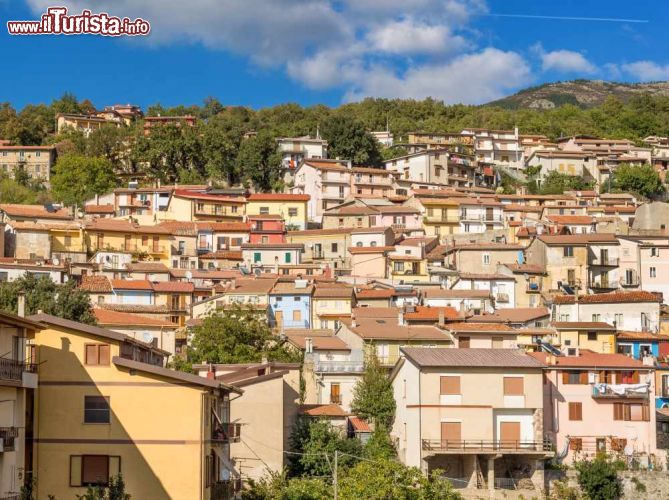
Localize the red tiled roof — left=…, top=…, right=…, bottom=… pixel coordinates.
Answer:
left=404, top=306, right=460, bottom=321
left=79, top=275, right=112, bottom=293
left=300, top=404, right=348, bottom=417
left=552, top=291, right=662, bottom=305
left=247, top=193, right=310, bottom=201
left=349, top=417, right=372, bottom=432
left=84, top=204, right=115, bottom=214
left=85, top=218, right=171, bottom=235
left=469, top=307, right=550, bottom=323
left=446, top=322, right=516, bottom=333
left=552, top=321, right=616, bottom=330
left=0, top=204, right=72, bottom=220
left=152, top=281, right=195, bottom=293
left=355, top=289, right=394, bottom=299
left=110, top=279, right=154, bottom=291
left=199, top=251, right=243, bottom=260
left=529, top=350, right=648, bottom=369
left=546, top=215, right=594, bottom=225
left=617, top=331, right=669, bottom=341
left=94, top=308, right=177, bottom=327
left=537, top=234, right=618, bottom=245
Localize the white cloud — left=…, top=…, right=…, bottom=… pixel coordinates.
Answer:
left=532, top=44, right=596, bottom=74
left=367, top=19, right=467, bottom=55
left=344, top=48, right=532, bottom=104
left=620, top=61, right=669, bottom=81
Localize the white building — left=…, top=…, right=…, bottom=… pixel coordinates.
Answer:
left=277, top=136, right=328, bottom=171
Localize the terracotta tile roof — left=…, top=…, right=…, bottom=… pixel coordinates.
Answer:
left=426, top=244, right=449, bottom=260
left=313, top=286, right=353, bottom=299
left=353, top=307, right=399, bottom=318
left=285, top=333, right=350, bottom=351
left=98, top=303, right=170, bottom=314
left=0, top=204, right=73, bottom=220
left=348, top=246, right=394, bottom=254
left=354, top=289, right=394, bottom=299
left=125, top=262, right=170, bottom=273
left=376, top=205, right=420, bottom=214
left=552, top=321, right=616, bottom=330
left=446, top=322, right=517, bottom=333
left=349, top=417, right=372, bottom=432
left=404, top=306, right=460, bottom=321
left=80, top=275, right=112, bottom=293
left=152, top=281, right=195, bottom=293
left=420, top=288, right=491, bottom=299
left=469, top=307, right=550, bottom=323
left=109, top=279, right=154, bottom=291
left=398, top=236, right=438, bottom=247
left=546, top=215, right=595, bottom=225
left=199, top=251, right=243, bottom=260
left=617, top=331, right=669, bottom=341
left=287, top=228, right=352, bottom=236
left=247, top=193, right=310, bottom=201
left=537, top=233, right=618, bottom=245
left=342, top=317, right=452, bottom=341
left=402, top=347, right=543, bottom=368
left=172, top=189, right=246, bottom=203
left=603, top=206, right=637, bottom=214
left=529, top=350, right=648, bottom=369
left=504, top=263, right=546, bottom=274
left=299, top=403, right=348, bottom=417
left=94, top=308, right=178, bottom=327
left=84, top=204, right=115, bottom=214
left=270, top=282, right=314, bottom=295
left=552, top=291, right=662, bottom=304
left=224, top=278, right=276, bottom=295
left=157, top=221, right=198, bottom=236
left=85, top=218, right=171, bottom=235
left=8, top=221, right=81, bottom=231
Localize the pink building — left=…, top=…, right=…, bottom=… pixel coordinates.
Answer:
left=530, top=350, right=656, bottom=464
left=248, top=215, right=286, bottom=244
left=376, top=205, right=422, bottom=231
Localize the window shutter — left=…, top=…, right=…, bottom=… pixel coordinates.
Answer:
left=440, top=376, right=460, bottom=395
left=503, top=377, right=524, bottom=396
left=99, top=345, right=110, bottom=365
left=613, top=403, right=623, bottom=421
left=70, top=456, right=82, bottom=487
left=569, top=402, right=582, bottom=421
left=85, top=345, right=98, bottom=365
left=579, top=371, right=588, bottom=384
left=624, top=404, right=631, bottom=421
left=632, top=371, right=640, bottom=384
left=109, top=456, right=121, bottom=478
left=643, top=404, right=650, bottom=422
left=569, top=438, right=582, bottom=451
left=562, top=372, right=569, bottom=384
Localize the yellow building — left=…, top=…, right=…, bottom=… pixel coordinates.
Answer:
left=31, top=313, right=242, bottom=500
left=312, top=285, right=353, bottom=329
left=84, top=218, right=172, bottom=264
left=0, top=310, right=41, bottom=499
left=388, top=253, right=427, bottom=283
left=0, top=145, right=56, bottom=182
left=5, top=221, right=84, bottom=261
left=552, top=321, right=617, bottom=354
left=415, top=197, right=461, bottom=237
left=246, top=194, right=309, bottom=230
left=162, top=191, right=246, bottom=222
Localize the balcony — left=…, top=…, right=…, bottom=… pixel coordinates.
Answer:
left=195, top=206, right=240, bottom=217
left=0, top=427, right=18, bottom=452
left=425, top=215, right=460, bottom=224
left=377, top=354, right=401, bottom=366
left=459, top=213, right=503, bottom=222
left=212, top=423, right=241, bottom=443
left=589, top=278, right=617, bottom=290
left=422, top=439, right=552, bottom=453
left=312, top=250, right=325, bottom=259
left=590, top=257, right=619, bottom=267
left=0, top=357, right=36, bottom=383
left=211, top=479, right=242, bottom=500
left=391, top=223, right=406, bottom=230
left=526, top=282, right=542, bottom=293
left=314, top=360, right=364, bottom=373
left=620, top=275, right=640, bottom=287
left=322, top=174, right=350, bottom=184
left=592, top=383, right=649, bottom=399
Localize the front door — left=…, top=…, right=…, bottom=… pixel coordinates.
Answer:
left=499, top=421, right=521, bottom=449
left=440, top=422, right=461, bottom=449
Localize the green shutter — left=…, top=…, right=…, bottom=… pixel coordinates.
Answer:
left=285, top=252, right=291, bottom=263
left=254, top=252, right=261, bottom=263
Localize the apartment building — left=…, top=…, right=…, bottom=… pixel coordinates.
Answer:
left=246, top=193, right=309, bottom=230
left=55, top=113, right=122, bottom=136
left=391, top=348, right=549, bottom=491
left=4, top=221, right=85, bottom=262
left=618, top=236, right=669, bottom=299
left=461, top=128, right=523, bottom=169
left=0, top=311, right=41, bottom=499
left=291, top=159, right=352, bottom=222
left=385, top=149, right=476, bottom=187
left=31, top=313, right=242, bottom=500
left=286, top=228, right=351, bottom=273
left=269, top=280, right=313, bottom=330
left=277, top=136, right=328, bottom=171
left=530, top=350, right=656, bottom=464
left=0, top=145, right=56, bottom=182
left=350, top=167, right=396, bottom=198
left=552, top=322, right=617, bottom=354
left=312, top=285, right=353, bottom=330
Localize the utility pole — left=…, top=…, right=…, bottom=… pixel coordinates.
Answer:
left=333, top=450, right=338, bottom=500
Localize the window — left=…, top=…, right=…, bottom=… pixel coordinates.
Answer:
left=567, top=269, right=576, bottom=286
left=651, top=247, right=659, bottom=257
left=613, top=403, right=650, bottom=421
left=503, top=377, right=524, bottom=395
left=440, top=376, right=460, bottom=395
left=254, top=252, right=261, bottom=263
left=562, top=371, right=588, bottom=384
left=592, top=314, right=601, bottom=322
left=294, top=296, right=301, bottom=302
left=482, top=253, right=491, bottom=265
left=285, top=252, right=292, bottom=263
left=292, top=310, right=302, bottom=322
left=568, top=402, right=583, bottom=421
left=393, top=262, right=404, bottom=272
left=564, top=246, right=574, bottom=257
left=615, top=313, right=624, bottom=326
left=596, top=438, right=607, bottom=453
left=97, top=296, right=105, bottom=305
left=259, top=206, right=269, bottom=215
left=587, top=332, right=598, bottom=341
left=70, top=455, right=120, bottom=487
left=330, top=383, right=341, bottom=404
left=288, top=207, right=298, bottom=217
left=569, top=438, right=582, bottom=452
left=84, top=396, right=110, bottom=424
left=650, top=267, right=657, bottom=278
left=331, top=243, right=338, bottom=253
left=85, top=344, right=110, bottom=366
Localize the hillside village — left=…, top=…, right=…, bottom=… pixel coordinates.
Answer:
left=2, top=102, right=669, bottom=499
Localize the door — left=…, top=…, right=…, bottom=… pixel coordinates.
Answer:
left=459, top=336, right=470, bottom=348
left=275, top=311, right=283, bottom=328
left=601, top=249, right=608, bottom=265
left=486, top=207, right=494, bottom=221
left=124, top=234, right=131, bottom=251
left=153, top=236, right=160, bottom=253
left=499, top=421, right=521, bottom=449
left=330, top=383, right=341, bottom=404
left=440, top=422, right=461, bottom=449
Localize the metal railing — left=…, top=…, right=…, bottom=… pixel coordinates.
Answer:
left=0, top=358, right=35, bottom=381
left=0, top=427, right=18, bottom=452
left=211, top=479, right=242, bottom=500
left=314, top=360, right=364, bottom=373
left=212, top=423, right=241, bottom=443
left=590, top=257, right=619, bottom=266
left=592, top=384, right=649, bottom=399
left=459, top=213, right=503, bottom=222
left=422, top=439, right=552, bottom=452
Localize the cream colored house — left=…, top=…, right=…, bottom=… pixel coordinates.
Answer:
left=0, top=145, right=56, bottom=182
left=391, top=348, right=550, bottom=492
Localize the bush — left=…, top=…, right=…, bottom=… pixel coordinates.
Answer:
left=575, top=456, right=621, bottom=500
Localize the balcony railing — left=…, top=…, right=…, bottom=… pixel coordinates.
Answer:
left=314, top=360, right=364, bottom=373
left=422, top=439, right=552, bottom=452
left=425, top=215, right=460, bottom=223
left=592, top=383, right=649, bottom=399
left=620, top=276, right=640, bottom=287
left=590, top=257, right=619, bottom=267
left=322, top=174, right=350, bottom=184
left=0, top=427, right=18, bottom=452
left=211, top=479, right=242, bottom=500
left=589, top=279, right=616, bottom=289
left=459, top=213, right=503, bottom=222
left=0, top=358, right=35, bottom=382
left=212, top=423, right=241, bottom=443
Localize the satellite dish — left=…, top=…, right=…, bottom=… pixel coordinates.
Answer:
left=254, top=268, right=261, bottom=276
left=185, top=271, right=193, bottom=281
left=52, top=258, right=60, bottom=266
left=142, top=332, right=154, bottom=343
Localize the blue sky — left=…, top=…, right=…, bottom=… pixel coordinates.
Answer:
left=1, top=0, right=667, bottom=110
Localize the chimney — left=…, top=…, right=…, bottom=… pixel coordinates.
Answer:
left=459, top=300, right=466, bottom=315
left=17, top=292, right=25, bottom=318
left=206, top=364, right=216, bottom=379
left=305, top=337, right=313, bottom=354
left=398, top=309, right=405, bottom=326
left=351, top=313, right=357, bottom=328
left=438, top=309, right=445, bottom=326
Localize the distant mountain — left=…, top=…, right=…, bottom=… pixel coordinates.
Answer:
left=488, top=80, right=669, bottom=110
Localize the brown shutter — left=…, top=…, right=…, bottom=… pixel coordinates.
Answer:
left=643, top=404, right=650, bottom=422
left=440, top=422, right=461, bottom=444
left=504, top=377, right=524, bottom=395
left=624, top=404, right=631, bottom=421
left=632, top=371, right=640, bottom=384
left=499, top=421, right=521, bottom=448
left=82, top=455, right=109, bottom=485
left=579, top=371, right=588, bottom=384
left=85, top=345, right=98, bottom=365
left=569, top=438, right=582, bottom=451
left=562, top=371, right=569, bottom=384
left=98, top=345, right=110, bottom=365
left=613, top=403, right=623, bottom=421
left=440, top=376, right=460, bottom=395
left=569, top=402, right=582, bottom=421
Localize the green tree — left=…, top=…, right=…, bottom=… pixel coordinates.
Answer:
left=288, top=418, right=363, bottom=477
left=235, top=130, right=283, bottom=191
left=575, top=455, right=621, bottom=500
left=0, top=175, right=50, bottom=204
left=350, top=354, right=395, bottom=427
left=363, top=425, right=396, bottom=460
left=0, top=275, right=96, bottom=324
left=243, top=471, right=331, bottom=500
left=539, top=171, right=594, bottom=195
left=51, top=154, right=116, bottom=207
left=186, top=305, right=300, bottom=365
left=321, top=115, right=382, bottom=166
left=611, top=163, right=665, bottom=198
left=339, top=459, right=462, bottom=500
left=75, top=475, right=130, bottom=500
